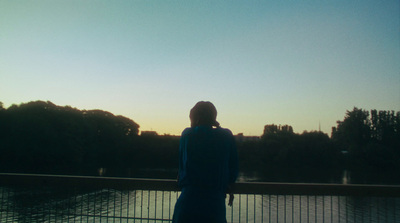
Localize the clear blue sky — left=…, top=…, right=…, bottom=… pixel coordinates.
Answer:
left=1, top=1, right=399, bottom=136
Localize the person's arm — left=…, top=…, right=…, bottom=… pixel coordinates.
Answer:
left=227, top=132, right=239, bottom=206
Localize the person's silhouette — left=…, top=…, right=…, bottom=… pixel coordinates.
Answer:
left=172, top=101, right=239, bottom=223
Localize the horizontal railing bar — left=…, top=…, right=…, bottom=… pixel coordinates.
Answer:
left=233, top=181, right=400, bottom=197
left=0, top=173, right=179, bottom=191
left=67, top=214, right=172, bottom=221
left=1, top=173, right=399, bottom=197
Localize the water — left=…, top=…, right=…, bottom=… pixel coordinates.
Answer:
left=1, top=186, right=399, bottom=223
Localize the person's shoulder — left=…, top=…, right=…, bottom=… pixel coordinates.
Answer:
left=215, top=127, right=234, bottom=137
left=181, top=127, right=192, bottom=137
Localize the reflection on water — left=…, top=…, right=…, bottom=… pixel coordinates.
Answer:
left=1, top=187, right=399, bottom=223
left=342, top=170, right=350, bottom=184
left=1, top=187, right=180, bottom=223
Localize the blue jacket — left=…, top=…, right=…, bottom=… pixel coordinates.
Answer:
left=177, top=126, right=239, bottom=192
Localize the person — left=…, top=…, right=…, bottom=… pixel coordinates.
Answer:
left=172, top=101, right=239, bottom=223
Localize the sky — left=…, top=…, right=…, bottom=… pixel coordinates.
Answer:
left=1, top=1, right=399, bottom=136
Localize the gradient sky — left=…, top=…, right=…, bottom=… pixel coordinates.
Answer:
left=1, top=1, right=399, bottom=136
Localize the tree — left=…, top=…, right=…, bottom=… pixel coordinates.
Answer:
left=332, top=107, right=371, bottom=154
left=371, top=110, right=399, bottom=146
left=263, top=124, right=293, bottom=136
left=332, top=107, right=400, bottom=183
left=0, top=101, right=141, bottom=174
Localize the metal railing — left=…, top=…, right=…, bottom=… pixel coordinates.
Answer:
left=1, top=173, right=399, bottom=222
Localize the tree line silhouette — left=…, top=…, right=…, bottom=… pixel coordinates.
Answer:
left=0, top=101, right=399, bottom=184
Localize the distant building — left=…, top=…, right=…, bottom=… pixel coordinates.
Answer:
left=235, top=133, right=260, bottom=142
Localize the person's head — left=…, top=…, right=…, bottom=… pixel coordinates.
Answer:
left=189, top=101, right=220, bottom=128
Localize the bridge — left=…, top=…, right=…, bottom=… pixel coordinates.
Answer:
left=1, top=173, right=399, bottom=222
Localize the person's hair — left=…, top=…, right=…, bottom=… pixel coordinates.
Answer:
left=189, top=101, right=220, bottom=128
